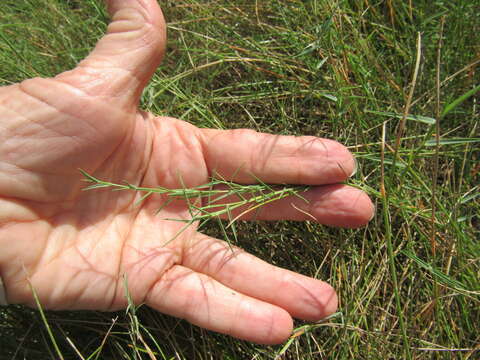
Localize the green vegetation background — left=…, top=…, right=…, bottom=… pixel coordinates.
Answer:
left=1, top=0, right=479, bottom=359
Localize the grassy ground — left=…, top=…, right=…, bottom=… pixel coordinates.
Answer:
left=1, top=0, right=479, bottom=359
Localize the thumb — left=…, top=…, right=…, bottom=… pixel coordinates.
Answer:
left=58, top=0, right=166, bottom=107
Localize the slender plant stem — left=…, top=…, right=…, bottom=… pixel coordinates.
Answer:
left=29, top=281, right=65, bottom=360
left=430, top=16, right=445, bottom=322
left=381, top=123, right=412, bottom=360
left=80, top=169, right=309, bottom=225
left=392, top=32, right=422, bottom=170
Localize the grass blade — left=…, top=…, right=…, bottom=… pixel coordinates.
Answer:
left=366, top=110, right=436, bottom=125
left=424, top=137, right=480, bottom=146
left=442, top=84, right=480, bottom=117
left=402, top=250, right=477, bottom=293
left=29, top=282, right=65, bottom=360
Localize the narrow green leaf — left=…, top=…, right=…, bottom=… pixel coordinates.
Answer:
left=402, top=250, right=472, bottom=291
left=362, top=155, right=407, bottom=168
left=424, top=137, right=480, bottom=146
left=79, top=168, right=99, bottom=183
left=365, top=110, right=436, bottom=124
left=442, top=84, right=480, bottom=117
left=82, top=183, right=111, bottom=191
left=134, top=191, right=153, bottom=206
left=29, top=282, right=65, bottom=360
left=459, top=190, right=480, bottom=204
left=320, top=93, right=338, bottom=102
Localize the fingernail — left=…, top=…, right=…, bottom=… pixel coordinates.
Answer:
left=350, top=157, right=358, bottom=177
left=369, top=202, right=376, bottom=221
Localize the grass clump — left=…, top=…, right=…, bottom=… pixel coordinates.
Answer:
left=1, top=0, right=479, bottom=359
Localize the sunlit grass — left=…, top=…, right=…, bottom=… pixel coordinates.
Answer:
left=1, top=0, right=479, bottom=359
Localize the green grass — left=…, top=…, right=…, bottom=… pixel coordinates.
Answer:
left=1, top=0, right=479, bottom=358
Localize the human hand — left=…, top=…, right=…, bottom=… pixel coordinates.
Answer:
left=0, top=0, right=374, bottom=344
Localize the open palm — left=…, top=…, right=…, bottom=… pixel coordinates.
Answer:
left=0, top=0, right=373, bottom=344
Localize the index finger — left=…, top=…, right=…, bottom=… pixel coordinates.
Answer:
left=201, top=128, right=356, bottom=185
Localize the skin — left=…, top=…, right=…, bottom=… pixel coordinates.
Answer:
left=0, top=0, right=374, bottom=345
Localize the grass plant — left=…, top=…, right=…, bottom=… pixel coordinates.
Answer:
left=1, top=0, right=479, bottom=359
